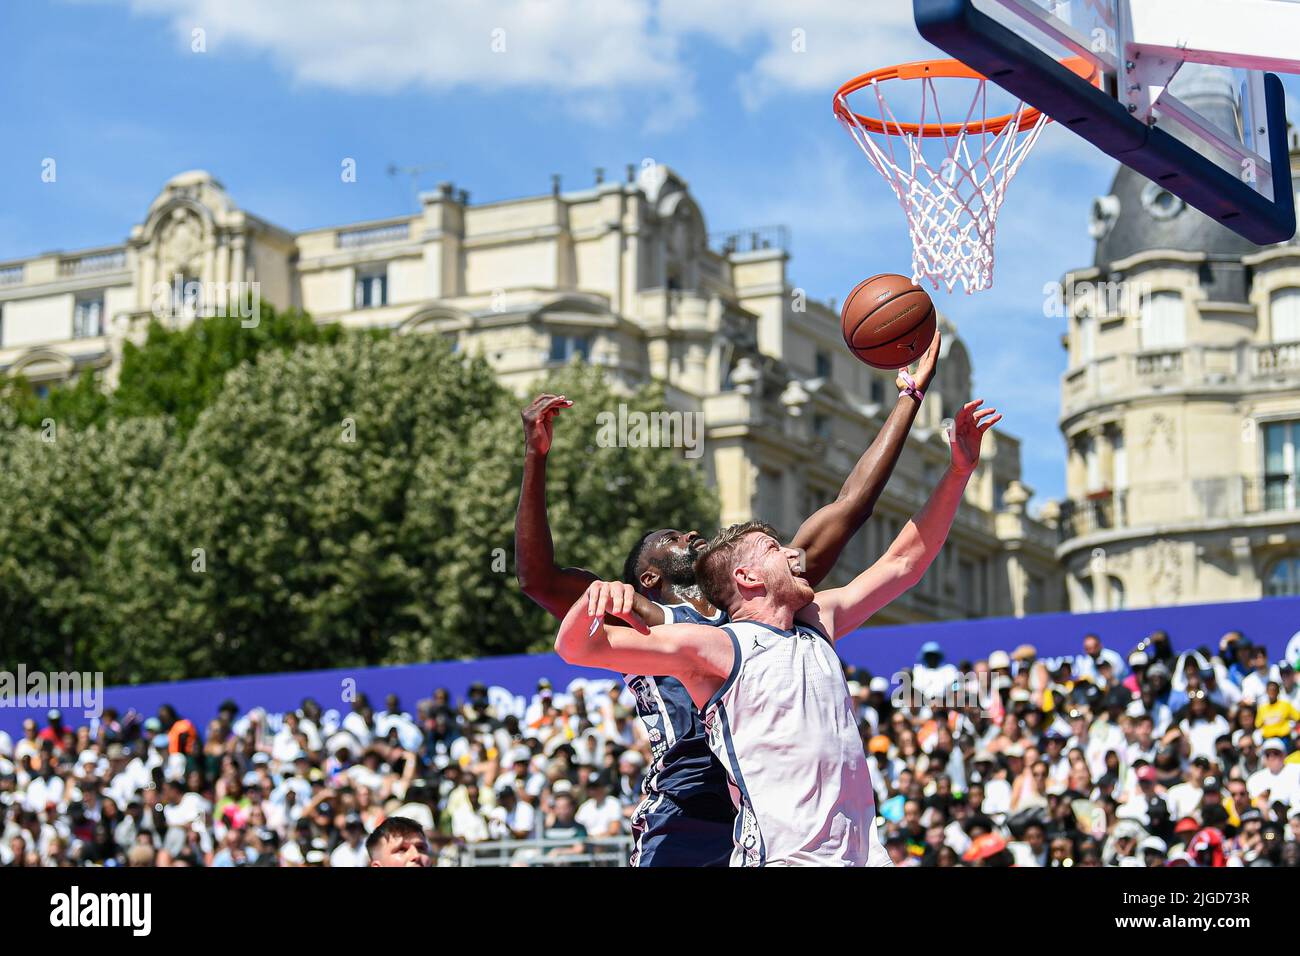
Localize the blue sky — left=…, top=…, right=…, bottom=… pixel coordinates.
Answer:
left=3, top=0, right=1296, bottom=505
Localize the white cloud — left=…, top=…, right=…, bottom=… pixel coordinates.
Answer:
left=94, top=0, right=938, bottom=127
left=659, top=0, right=933, bottom=108
left=108, top=0, right=696, bottom=127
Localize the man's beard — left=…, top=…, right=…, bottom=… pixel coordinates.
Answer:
left=659, top=548, right=698, bottom=589
left=771, top=567, right=814, bottom=609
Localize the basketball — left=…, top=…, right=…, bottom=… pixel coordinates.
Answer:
left=839, top=274, right=937, bottom=370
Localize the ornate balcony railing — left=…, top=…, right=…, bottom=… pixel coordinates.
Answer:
left=336, top=222, right=411, bottom=249
left=59, top=250, right=127, bottom=276
left=1062, top=340, right=1300, bottom=416
left=1134, top=348, right=1183, bottom=379
left=1059, top=489, right=1128, bottom=540
left=1242, top=475, right=1300, bottom=514
left=1254, top=341, right=1300, bottom=374
left=1059, top=475, right=1300, bottom=542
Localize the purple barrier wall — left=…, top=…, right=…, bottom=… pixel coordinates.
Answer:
left=3, top=596, right=1298, bottom=742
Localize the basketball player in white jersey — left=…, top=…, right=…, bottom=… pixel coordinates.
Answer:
left=555, top=397, right=999, bottom=866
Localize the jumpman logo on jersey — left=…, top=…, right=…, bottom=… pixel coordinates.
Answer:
left=752, top=636, right=767, bottom=651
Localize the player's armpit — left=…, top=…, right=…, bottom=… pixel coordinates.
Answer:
left=518, top=564, right=598, bottom=620
left=809, top=552, right=920, bottom=640
left=517, top=565, right=665, bottom=627
left=789, top=396, right=920, bottom=587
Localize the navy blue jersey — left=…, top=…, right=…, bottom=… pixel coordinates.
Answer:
left=624, top=602, right=736, bottom=866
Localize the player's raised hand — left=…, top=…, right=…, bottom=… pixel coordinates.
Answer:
left=521, top=393, right=573, bottom=455
left=584, top=580, right=650, bottom=634
left=900, top=326, right=942, bottom=394
left=948, top=398, right=1001, bottom=475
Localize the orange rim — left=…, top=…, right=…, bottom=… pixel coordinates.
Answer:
left=834, top=56, right=1098, bottom=136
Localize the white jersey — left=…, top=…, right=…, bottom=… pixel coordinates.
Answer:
left=702, top=618, right=890, bottom=867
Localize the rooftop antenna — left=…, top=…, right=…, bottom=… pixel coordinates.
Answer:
left=386, top=163, right=436, bottom=207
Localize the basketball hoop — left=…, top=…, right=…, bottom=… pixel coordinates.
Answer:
left=834, top=57, right=1096, bottom=294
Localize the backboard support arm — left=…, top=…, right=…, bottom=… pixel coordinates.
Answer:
left=1118, top=0, right=1300, bottom=196
left=913, top=0, right=1297, bottom=244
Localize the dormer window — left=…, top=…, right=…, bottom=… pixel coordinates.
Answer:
left=1089, top=194, right=1120, bottom=238
left=1140, top=182, right=1186, bottom=221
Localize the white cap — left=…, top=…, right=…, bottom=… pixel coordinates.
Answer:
left=1129, top=651, right=1149, bottom=667
left=1139, top=836, right=1168, bottom=855
left=869, top=677, right=890, bottom=693
left=1261, top=738, right=1286, bottom=754
left=393, top=802, right=435, bottom=831
left=326, top=732, right=360, bottom=757
left=1231, top=729, right=1263, bottom=749
left=988, top=650, right=1011, bottom=670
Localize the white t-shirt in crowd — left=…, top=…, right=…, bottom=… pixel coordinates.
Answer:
left=575, top=796, right=624, bottom=837
left=488, top=800, right=536, bottom=839
left=271, top=728, right=304, bottom=763
left=981, top=778, right=1013, bottom=817
left=163, top=791, right=209, bottom=830
left=330, top=840, right=370, bottom=868
left=1163, top=782, right=1203, bottom=821
left=1179, top=715, right=1231, bottom=763
left=24, top=775, right=66, bottom=813
left=451, top=805, right=489, bottom=843
left=1247, top=763, right=1300, bottom=806
left=341, top=712, right=374, bottom=748
left=1124, top=741, right=1157, bottom=767
left=1240, top=671, right=1271, bottom=705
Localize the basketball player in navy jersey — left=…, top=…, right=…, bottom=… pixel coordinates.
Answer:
left=555, top=397, right=1000, bottom=866
left=515, top=333, right=940, bottom=865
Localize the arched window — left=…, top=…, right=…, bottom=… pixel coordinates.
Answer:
left=1078, top=575, right=1126, bottom=610
left=1139, top=291, right=1185, bottom=350
left=1266, top=556, right=1300, bottom=597
left=1270, top=288, right=1300, bottom=342
left=1077, top=576, right=1095, bottom=612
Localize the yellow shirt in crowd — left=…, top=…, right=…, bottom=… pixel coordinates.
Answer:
left=1255, top=699, right=1300, bottom=738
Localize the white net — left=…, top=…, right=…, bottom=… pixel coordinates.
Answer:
left=835, top=72, right=1049, bottom=294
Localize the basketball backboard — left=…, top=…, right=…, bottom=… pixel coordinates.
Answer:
left=914, top=0, right=1298, bottom=244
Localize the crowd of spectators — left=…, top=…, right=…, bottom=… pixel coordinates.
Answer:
left=872, top=630, right=1300, bottom=866
left=1, top=628, right=1298, bottom=867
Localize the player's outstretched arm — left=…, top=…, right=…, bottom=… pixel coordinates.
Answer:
left=554, top=581, right=732, bottom=705
left=810, top=398, right=1001, bottom=639
left=790, top=330, right=940, bottom=587
left=515, top=394, right=665, bottom=626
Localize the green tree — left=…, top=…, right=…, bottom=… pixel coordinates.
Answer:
left=108, top=343, right=716, bottom=678
left=0, top=414, right=174, bottom=671
left=110, top=305, right=351, bottom=433
left=0, top=325, right=718, bottom=679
